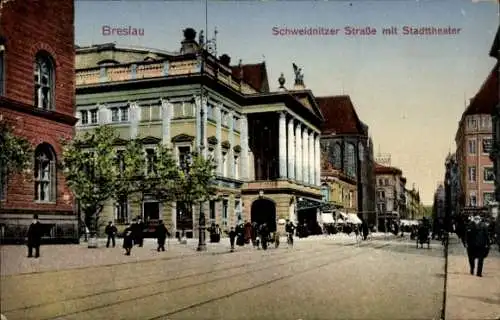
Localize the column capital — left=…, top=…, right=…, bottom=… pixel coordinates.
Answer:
left=278, top=111, right=287, bottom=118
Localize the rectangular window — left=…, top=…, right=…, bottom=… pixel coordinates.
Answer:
left=114, top=200, right=129, bottom=224
left=234, top=156, right=239, bottom=179
left=115, top=150, right=125, bottom=173
left=482, top=138, right=492, bottom=154
left=483, top=167, right=495, bottom=182
left=468, top=166, right=476, bottom=182
left=384, top=179, right=389, bottom=186
left=468, top=117, right=477, bottom=129
left=111, top=108, right=119, bottom=122
left=0, top=45, right=4, bottom=96
left=90, top=109, right=98, bottom=124
left=81, top=110, right=89, bottom=125
left=207, top=104, right=214, bottom=120
left=209, top=200, right=216, bottom=223
left=235, top=199, right=242, bottom=223
left=468, top=139, right=476, bottom=154
left=222, top=199, right=228, bottom=229
left=150, top=105, right=160, bottom=120
left=483, top=192, right=495, bottom=206
left=120, top=106, right=129, bottom=121
left=321, top=186, right=330, bottom=202
left=469, top=192, right=477, bottom=207
left=178, top=146, right=191, bottom=165
left=145, top=148, right=156, bottom=174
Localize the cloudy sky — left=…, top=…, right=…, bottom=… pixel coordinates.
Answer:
left=75, top=0, right=499, bottom=204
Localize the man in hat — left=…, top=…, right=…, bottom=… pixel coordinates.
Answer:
left=27, top=214, right=43, bottom=258
left=465, top=215, right=491, bottom=277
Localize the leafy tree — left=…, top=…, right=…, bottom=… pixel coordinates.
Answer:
left=0, top=120, right=33, bottom=206
left=173, top=152, right=217, bottom=228
left=116, top=140, right=179, bottom=218
left=61, top=125, right=118, bottom=236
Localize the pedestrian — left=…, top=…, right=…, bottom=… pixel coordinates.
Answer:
left=155, top=220, right=171, bottom=252
left=105, top=221, right=117, bottom=248
left=136, top=218, right=145, bottom=247
left=229, top=227, right=237, bottom=251
left=209, top=222, right=216, bottom=243
left=214, top=224, right=221, bottom=243
left=465, top=215, right=491, bottom=277
left=244, top=220, right=252, bottom=244
left=260, top=223, right=270, bottom=250
left=27, top=214, right=43, bottom=258
left=251, top=222, right=258, bottom=248
left=122, top=223, right=134, bottom=256
left=362, top=220, right=369, bottom=240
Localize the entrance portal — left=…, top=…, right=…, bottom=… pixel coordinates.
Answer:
left=251, top=198, right=277, bottom=232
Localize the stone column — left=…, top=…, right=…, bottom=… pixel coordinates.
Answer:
left=161, top=99, right=173, bottom=146
left=287, top=118, right=295, bottom=180
left=309, top=131, right=315, bottom=185
left=129, top=102, right=140, bottom=139
left=240, top=115, right=249, bottom=180
left=279, top=112, right=287, bottom=178
left=215, top=104, right=223, bottom=175
left=302, top=128, right=309, bottom=184
left=228, top=110, right=235, bottom=177
left=295, top=123, right=302, bottom=182
left=315, top=133, right=321, bottom=186
left=194, top=96, right=201, bottom=149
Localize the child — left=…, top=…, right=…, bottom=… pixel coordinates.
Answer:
left=229, top=227, right=237, bottom=251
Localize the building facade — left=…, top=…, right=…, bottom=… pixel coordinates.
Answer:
left=488, top=26, right=500, bottom=203
left=455, top=71, right=496, bottom=211
left=404, top=186, right=421, bottom=220
left=320, top=164, right=357, bottom=214
left=0, top=0, right=78, bottom=243
left=317, top=95, right=376, bottom=226
left=75, top=29, right=323, bottom=236
left=374, top=163, right=406, bottom=230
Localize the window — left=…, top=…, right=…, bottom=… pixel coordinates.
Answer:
left=384, top=179, right=389, bottom=186
left=209, top=200, right=216, bottom=223
left=321, top=185, right=330, bottom=202
left=222, top=199, right=228, bottom=228
left=349, top=191, right=354, bottom=208
left=469, top=192, right=477, bottom=207
left=234, top=156, right=239, bottom=179
left=120, top=106, right=129, bottom=121
left=332, top=143, right=342, bottom=168
left=0, top=44, right=4, bottom=96
left=482, top=138, right=492, bottom=154
left=377, top=190, right=385, bottom=199
left=222, top=151, right=228, bottom=176
left=90, top=109, right=98, bottom=124
left=467, top=117, right=477, bottom=129
left=34, top=53, right=54, bottom=110
left=483, top=192, right=495, bottom=205
left=178, top=146, right=191, bottom=165
left=114, top=199, right=129, bottom=224
left=468, top=139, right=476, bottom=154
left=207, top=104, right=214, bottom=120
left=110, top=106, right=129, bottom=123
left=115, top=150, right=125, bottom=173
left=235, top=199, right=242, bottom=223
left=345, top=143, right=356, bottom=178
left=358, top=143, right=364, bottom=161
left=483, top=167, right=495, bottom=182
left=145, top=148, right=156, bottom=174
left=111, top=108, right=119, bottom=122
left=34, top=143, right=56, bottom=202
left=468, top=166, right=476, bottom=182
left=378, top=179, right=383, bottom=186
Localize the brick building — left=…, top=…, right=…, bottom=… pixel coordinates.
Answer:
left=0, top=0, right=78, bottom=243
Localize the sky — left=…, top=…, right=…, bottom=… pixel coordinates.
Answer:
left=75, top=0, right=499, bottom=205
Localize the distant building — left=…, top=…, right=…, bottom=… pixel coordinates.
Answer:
left=0, top=0, right=78, bottom=243
left=432, top=184, right=445, bottom=220
left=375, top=153, right=391, bottom=166
left=405, top=185, right=421, bottom=220
left=317, top=95, right=376, bottom=225
left=443, top=153, right=461, bottom=218
left=374, top=163, right=406, bottom=230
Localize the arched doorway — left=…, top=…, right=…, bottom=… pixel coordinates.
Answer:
left=251, top=198, right=277, bottom=232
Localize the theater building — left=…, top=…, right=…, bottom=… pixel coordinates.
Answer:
left=0, top=0, right=78, bottom=243
left=75, top=29, right=323, bottom=236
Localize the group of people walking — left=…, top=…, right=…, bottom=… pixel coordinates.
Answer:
left=224, top=220, right=297, bottom=251
left=107, top=218, right=171, bottom=255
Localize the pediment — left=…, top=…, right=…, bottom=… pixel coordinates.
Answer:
left=141, top=136, right=161, bottom=145
left=207, top=136, right=218, bottom=145
left=221, top=140, right=231, bottom=149
left=171, top=133, right=195, bottom=143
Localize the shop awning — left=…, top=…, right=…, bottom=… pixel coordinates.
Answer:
left=297, top=197, right=323, bottom=211
left=337, top=211, right=348, bottom=219
left=347, top=213, right=362, bottom=224
left=321, top=213, right=335, bottom=224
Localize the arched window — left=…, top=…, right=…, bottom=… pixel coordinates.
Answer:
left=34, top=143, right=56, bottom=202
left=345, top=143, right=356, bottom=178
left=34, top=52, right=55, bottom=110
left=332, top=143, right=342, bottom=168
left=358, top=142, right=365, bottom=162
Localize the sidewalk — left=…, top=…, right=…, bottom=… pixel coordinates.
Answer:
left=445, top=238, right=500, bottom=320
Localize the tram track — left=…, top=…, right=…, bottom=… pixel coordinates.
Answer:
left=38, top=243, right=393, bottom=320
left=4, top=245, right=353, bottom=320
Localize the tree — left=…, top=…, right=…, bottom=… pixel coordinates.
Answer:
left=116, top=140, right=179, bottom=218
left=173, top=152, right=217, bottom=229
left=61, top=125, right=118, bottom=237
left=0, top=119, right=33, bottom=206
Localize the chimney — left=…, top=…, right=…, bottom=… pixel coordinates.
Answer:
left=219, top=54, right=231, bottom=67
left=180, top=28, right=199, bottom=55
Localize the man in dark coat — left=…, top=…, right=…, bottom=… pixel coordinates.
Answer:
left=229, top=227, right=237, bottom=251
left=27, top=214, right=43, bottom=258
left=465, top=216, right=490, bottom=277
left=105, top=221, right=117, bottom=248
left=136, top=218, right=145, bottom=247
left=123, top=223, right=134, bottom=255
left=259, top=223, right=270, bottom=250
left=155, top=220, right=171, bottom=252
